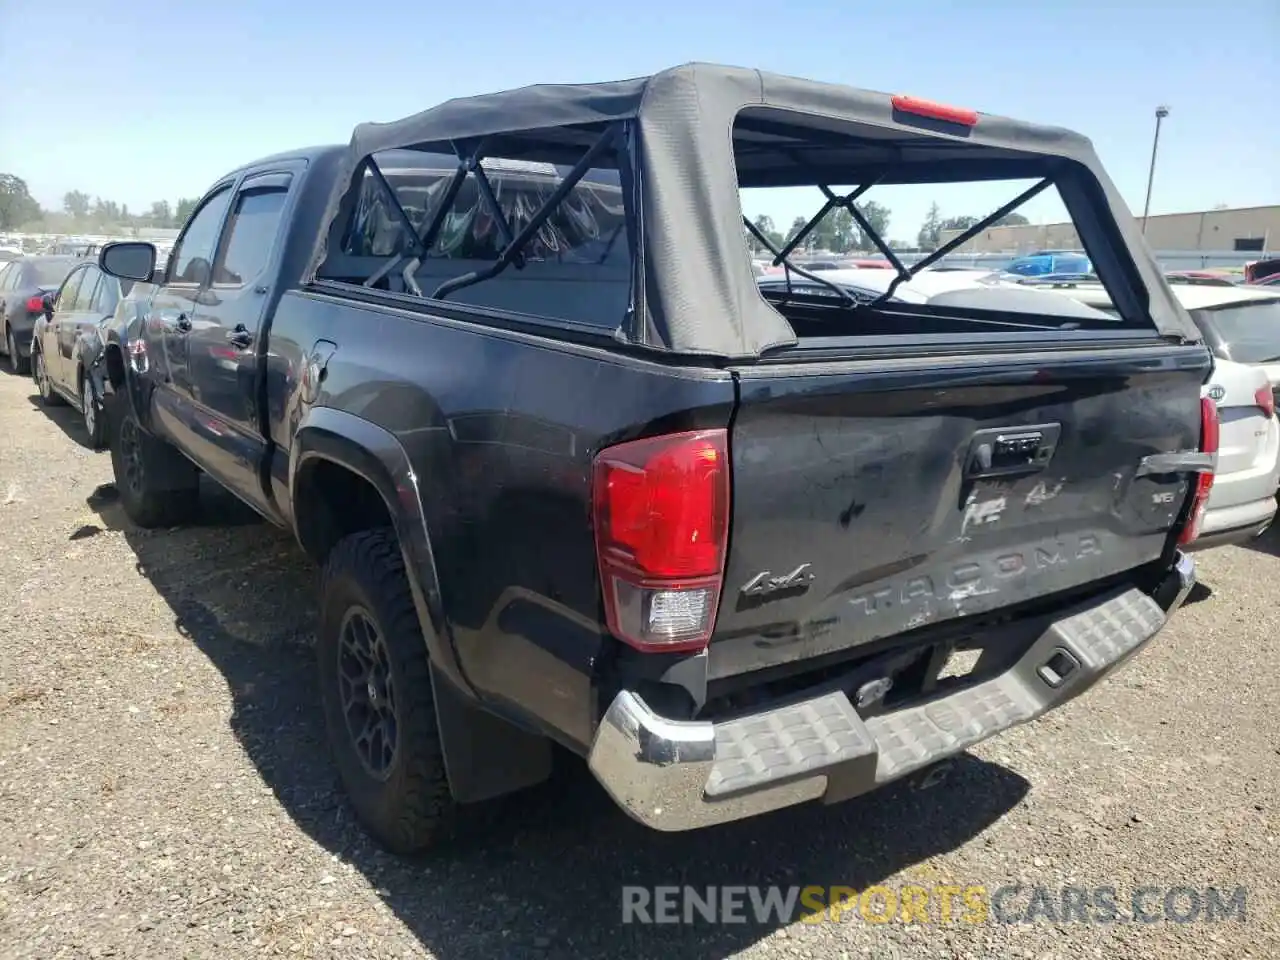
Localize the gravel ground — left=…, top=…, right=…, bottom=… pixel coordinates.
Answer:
left=0, top=365, right=1276, bottom=960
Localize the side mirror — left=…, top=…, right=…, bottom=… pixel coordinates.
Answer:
left=99, top=241, right=157, bottom=282
left=41, top=293, right=54, bottom=318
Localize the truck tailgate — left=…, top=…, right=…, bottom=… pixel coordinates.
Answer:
left=712, top=342, right=1210, bottom=680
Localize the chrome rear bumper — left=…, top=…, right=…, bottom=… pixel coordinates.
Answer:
left=588, top=553, right=1195, bottom=832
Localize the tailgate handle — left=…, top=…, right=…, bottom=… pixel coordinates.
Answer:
left=966, top=423, right=1061, bottom=480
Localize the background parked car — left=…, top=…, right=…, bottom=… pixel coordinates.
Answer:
left=30, top=260, right=134, bottom=448
left=1042, top=280, right=1280, bottom=545
left=1004, top=250, right=1092, bottom=277
left=1244, top=257, right=1280, bottom=285
left=756, top=265, right=1115, bottom=312
left=0, top=256, right=80, bottom=374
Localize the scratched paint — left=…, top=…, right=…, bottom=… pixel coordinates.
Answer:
left=1025, top=479, right=1064, bottom=507
left=961, top=495, right=1007, bottom=534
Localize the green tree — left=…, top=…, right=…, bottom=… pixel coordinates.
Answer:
left=92, top=198, right=121, bottom=223
left=149, top=200, right=172, bottom=225
left=940, top=215, right=980, bottom=232
left=751, top=214, right=784, bottom=251
left=997, top=212, right=1029, bottom=226
left=0, top=174, right=42, bottom=230
left=174, top=197, right=199, bottom=227
left=854, top=201, right=891, bottom=250
left=917, top=201, right=942, bottom=250
left=63, top=189, right=91, bottom=219
left=785, top=216, right=808, bottom=247
left=827, top=207, right=857, bottom=253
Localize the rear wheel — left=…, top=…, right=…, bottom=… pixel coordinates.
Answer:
left=108, top=398, right=200, bottom=527
left=33, top=351, right=63, bottom=406
left=80, top=373, right=106, bottom=449
left=7, top=328, right=29, bottom=375
left=318, top=528, right=455, bottom=854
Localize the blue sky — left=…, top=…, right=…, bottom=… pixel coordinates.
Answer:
left=1, top=0, right=1276, bottom=243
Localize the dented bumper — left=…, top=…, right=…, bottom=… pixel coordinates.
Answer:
left=588, top=553, right=1195, bottom=832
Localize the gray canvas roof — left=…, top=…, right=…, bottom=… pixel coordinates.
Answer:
left=312, top=63, right=1200, bottom=357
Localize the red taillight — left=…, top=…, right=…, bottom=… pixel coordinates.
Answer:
left=1178, top=396, right=1219, bottom=546
left=891, top=94, right=979, bottom=128
left=592, top=429, right=730, bottom=652
left=1255, top=385, right=1276, bottom=419
left=25, top=295, right=44, bottom=312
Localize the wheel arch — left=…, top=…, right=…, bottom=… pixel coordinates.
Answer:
left=291, top=408, right=553, bottom=803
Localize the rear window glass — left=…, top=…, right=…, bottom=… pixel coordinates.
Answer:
left=330, top=143, right=632, bottom=329
left=1196, top=300, right=1280, bottom=364
left=29, top=260, right=77, bottom=288
left=344, top=153, right=627, bottom=266
left=734, top=108, right=1144, bottom=338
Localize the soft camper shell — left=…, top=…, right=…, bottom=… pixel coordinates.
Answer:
left=308, top=62, right=1202, bottom=358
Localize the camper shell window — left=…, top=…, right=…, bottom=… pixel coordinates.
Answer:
left=733, top=106, right=1156, bottom=342
left=320, top=124, right=635, bottom=332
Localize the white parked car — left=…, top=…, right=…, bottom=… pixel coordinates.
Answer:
left=756, top=266, right=1116, bottom=317
left=1043, top=282, right=1280, bottom=549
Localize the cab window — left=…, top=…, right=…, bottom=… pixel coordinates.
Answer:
left=57, top=267, right=87, bottom=311
left=71, top=267, right=101, bottom=311
left=169, top=187, right=234, bottom=286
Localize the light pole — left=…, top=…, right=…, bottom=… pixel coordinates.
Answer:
left=1141, top=105, right=1170, bottom=234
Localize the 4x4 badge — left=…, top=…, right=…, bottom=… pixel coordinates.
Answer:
left=741, top=563, right=815, bottom=598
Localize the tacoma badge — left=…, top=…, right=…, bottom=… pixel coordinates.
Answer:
left=741, top=563, right=815, bottom=598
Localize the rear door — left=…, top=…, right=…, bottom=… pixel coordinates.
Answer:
left=73, top=272, right=122, bottom=388
left=43, top=266, right=85, bottom=386
left=713, top=342, right=1208, bottom=680
left=57, top=265, right=101, bottom=391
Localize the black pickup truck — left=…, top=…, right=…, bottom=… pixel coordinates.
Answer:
left=95, top=64, right=1211, bottom=853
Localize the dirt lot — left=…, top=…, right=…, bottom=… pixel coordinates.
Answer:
left=0, top=366, right=1277, bottom=960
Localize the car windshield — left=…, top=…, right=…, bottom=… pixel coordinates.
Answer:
left=30, top=259, right=77, bottom=287
left=1196, top=299, right=1280, bottom=363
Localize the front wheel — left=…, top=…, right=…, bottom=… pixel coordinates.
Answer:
left=107, top=397, right=200, bottom=527
left=318, top=528, right=455, bottom=854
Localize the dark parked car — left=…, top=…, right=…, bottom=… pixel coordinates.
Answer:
left=30, top=260, right=137, bottom=447
left=0, top=256, right=79, bottom=373
left=1245, top=258, right=1280, bottom=285
left=95, top=65, right=1207, bottom=854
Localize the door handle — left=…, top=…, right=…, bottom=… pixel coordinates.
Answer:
left=226, top=325, right=253, bottom=349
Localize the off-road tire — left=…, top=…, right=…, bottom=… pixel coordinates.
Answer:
left=318, top=528, right=455, bottom=854
left=108, top=396, right=200, bottom=527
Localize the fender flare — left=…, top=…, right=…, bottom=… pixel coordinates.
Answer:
left=290, top=407, right=472, bottom=698
left=291, top=408, right=553, bottom=803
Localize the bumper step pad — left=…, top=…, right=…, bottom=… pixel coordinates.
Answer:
left=706, top=587, right=1166, bottom=799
